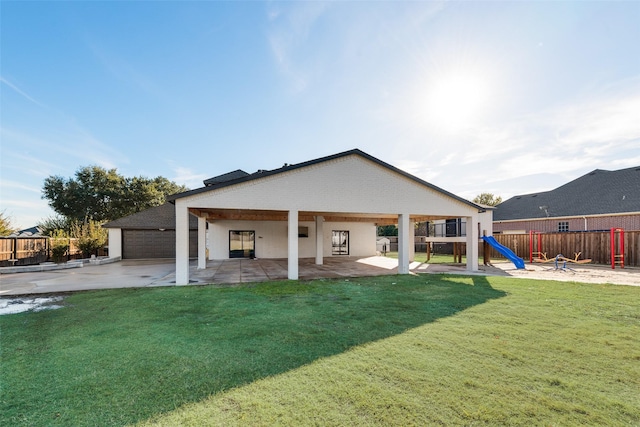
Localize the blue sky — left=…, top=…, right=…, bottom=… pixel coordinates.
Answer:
left=2, top=1, right=639, bottom=229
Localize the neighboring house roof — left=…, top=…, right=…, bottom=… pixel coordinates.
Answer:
left=8, top=226, right=45, bottom=237
left=203, top=169, right=250, bottom=186
left=169, top=148, right=486, bottom=212
left=494, top=166, right=640, bottom=221
left=102, top=203, right=198, bottom=229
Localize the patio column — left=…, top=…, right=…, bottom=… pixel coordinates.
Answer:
left=288, top=209, right=299, bottom=280
left=409, top=219, right=415, bottom=262
left=197, top=216, right=206, bottom=269
left=175, top=201, right=190, bottom=285
left=398, top=213, right=410, bottom=274
left=315, top=215, right=324, bottom=265
left=466, top=214, right=479, bottom=272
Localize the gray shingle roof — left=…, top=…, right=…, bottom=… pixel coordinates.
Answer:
left=102, top=203, right=198, bottom=229
left=203, top=169, right=250, bottom=186
left=494, top=166, right=640, bottom=220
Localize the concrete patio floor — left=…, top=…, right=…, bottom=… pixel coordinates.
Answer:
left=187, top=256, right=428, bottom=284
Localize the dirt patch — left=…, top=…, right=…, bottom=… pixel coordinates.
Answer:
left=486, top=262, right=640, bottom=286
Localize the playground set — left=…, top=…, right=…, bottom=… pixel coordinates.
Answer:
left=482, top=228, right=626, bottom=271
left=529, top=228, right=625, bottom=270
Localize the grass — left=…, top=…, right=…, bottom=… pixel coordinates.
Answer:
left=385, top=251, right=466, bottom=264
left=1, top=275, right=638, bottom=426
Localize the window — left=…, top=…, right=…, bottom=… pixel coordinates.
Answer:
left=298, top=226, right=309, bottom=238
left=558, top=222, right=569, bottom=232
left=332, top=230, right=349, bottom=255
left=229, top=230, right=255, bottom=258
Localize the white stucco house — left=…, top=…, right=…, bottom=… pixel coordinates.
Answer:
left=106, top=149, right=492, bottom=285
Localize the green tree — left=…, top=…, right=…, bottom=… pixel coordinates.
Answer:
left=42, top=166, right=188, bottom=222
left=377, top=225, right=398, bottom=236
left=0, top=211, right=16, bottom=236
left=473, top=193, right=503, bottom=206
left=37, top=215, right=75, bottom=236
left=71, top=220, right=108, bottom=258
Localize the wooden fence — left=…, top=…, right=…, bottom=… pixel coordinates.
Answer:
left=493, top=231, right=640, bottom=267
left=0, top=237, right=108, bottom=267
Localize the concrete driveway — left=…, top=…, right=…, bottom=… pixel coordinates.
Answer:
left=0, top=259, right=177, bottom=296
left=0, top=257, right=432, bottom=296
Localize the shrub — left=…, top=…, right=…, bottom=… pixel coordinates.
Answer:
left=49, top=229, right=70, bottom=263
left=71, top=220, right=108, bottom=258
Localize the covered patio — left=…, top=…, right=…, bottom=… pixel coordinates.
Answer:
left=170, top=150, right=490, bottom=285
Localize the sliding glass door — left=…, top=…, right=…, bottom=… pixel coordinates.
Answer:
left=229, top=230, right=255, bottom=258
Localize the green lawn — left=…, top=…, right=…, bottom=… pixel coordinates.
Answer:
left=385, top=251, right=466, bottom=264
left=1, top=275, right=638, bottom=426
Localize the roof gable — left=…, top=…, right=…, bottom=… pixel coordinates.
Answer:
left=494, top=166, right=640, bottom=220
left=102, top=203, right=198, bottom=229
left=169, top=149, right=484, bottom=212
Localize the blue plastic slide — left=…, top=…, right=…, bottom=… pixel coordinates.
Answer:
left=482, top=236, right=526, bottom=269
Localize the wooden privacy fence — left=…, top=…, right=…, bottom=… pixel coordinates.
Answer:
left=493, top=231, right=640, bottom=267
left=0, top=237, right=108, bottom=267
left=0, top=237, right=49, bottom=267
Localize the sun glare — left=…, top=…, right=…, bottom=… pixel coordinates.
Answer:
left=424, top=71, right=489, bottom=133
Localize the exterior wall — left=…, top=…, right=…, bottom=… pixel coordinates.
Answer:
left=184, top=155, right=479, bottom=218
left=479, top=211, right=494, bottom=236
left=494, top=213, right=640, bottom=234
left=208, top=220, right=376, bottom=259
left=107, top=228, right=122, bottom=259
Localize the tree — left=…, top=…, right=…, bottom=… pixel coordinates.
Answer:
left=377, top=225, right=398, bottom=236
left=38, top=215, right=75, bottom=236
left=473, top=193, right=502, bottom=206
left=0, top=211, right=16, bottom=236
left=42, top=166, right=188, bottom=222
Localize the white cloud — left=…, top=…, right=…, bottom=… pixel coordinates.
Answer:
left=0, top=76, right=47, bottom=108
left=0, top=180, right=41, bottom=193
left=389, top=75, right=640, bottom=202
left=171, top=167, right=208, bottom=190
left=266, top=2, right=330, bottom=93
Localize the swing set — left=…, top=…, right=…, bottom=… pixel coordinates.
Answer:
left=529, top=228, right=625, bottom=268
left=528, top=230, right=592, bottom=265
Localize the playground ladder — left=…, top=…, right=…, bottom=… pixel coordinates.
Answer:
left=610, top=228, right=625, bottom=269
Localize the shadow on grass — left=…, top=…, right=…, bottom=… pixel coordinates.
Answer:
left=0, top=274, right=505, bottom=426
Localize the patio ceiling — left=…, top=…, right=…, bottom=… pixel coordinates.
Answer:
left=188, top=207, right=456, bottom=225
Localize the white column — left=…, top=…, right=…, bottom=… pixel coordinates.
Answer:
left=409, top=219, right=415, bottom=262
left=288, top=209, right=299, bottom=280
left=315, top=215, right=324, bottom=265
left=466, top=214, right=479, bottom=272
left=197, top=216, right=206, bottom=269
left=175, top=201, right=190, bottom=285
left=398, top=213, right=410, bottom=274
left=107, top=228, right=122, bottom=259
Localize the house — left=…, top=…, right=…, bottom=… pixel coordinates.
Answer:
left=106, top=149, right=491, bottom=284
left=9, top=226, right=45, bottom=237
left=494, top=166, right=640, bottom=234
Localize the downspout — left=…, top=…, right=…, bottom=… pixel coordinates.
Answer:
left=583, top=216, right=587, bottom=231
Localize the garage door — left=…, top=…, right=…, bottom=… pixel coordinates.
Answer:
left=122, top=230, right=197, bottom=259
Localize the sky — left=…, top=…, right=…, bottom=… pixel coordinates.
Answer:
left=1, top=1, right=639, bottom=230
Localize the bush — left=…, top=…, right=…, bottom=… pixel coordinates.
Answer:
left=50, top=230, right=70, bottom=263
left=71, top=220, right=107, bottom=258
